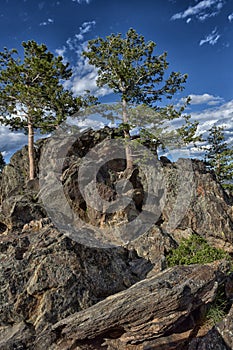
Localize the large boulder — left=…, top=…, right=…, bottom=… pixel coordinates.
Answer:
left=162, top=159, right=233, bottom=252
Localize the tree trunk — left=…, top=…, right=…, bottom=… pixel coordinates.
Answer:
left=122, top=98, right=133, bottom=171
left=28, top=121, right=35, bottom=180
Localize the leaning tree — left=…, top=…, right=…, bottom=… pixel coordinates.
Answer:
left=0, top=40, right=90, bottom=180
left=83, top=28, right=198, bottom=169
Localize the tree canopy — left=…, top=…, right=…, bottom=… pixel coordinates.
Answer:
left=83, top=28, right=188, bottom=107
left=0, top=40, right=88, bottom=179
left=83, top=28, right=198, bottom=167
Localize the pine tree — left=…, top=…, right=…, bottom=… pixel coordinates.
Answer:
left=204, top=125, right=233, bottom=192
left=0, top=40, right=88, bottom=180
left=83, top=28, right=197, bottom=169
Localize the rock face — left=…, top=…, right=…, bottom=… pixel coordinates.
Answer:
left=167, top=159, right=233, bottom=252
left=0, top=260, right=231, bottom=350
left=0, top=127, right=232, bottom=349
left=0, top=221, right=152, bottom=332
left=0, top=142, right=46, bottom=231
left=188, top=304, right=233, bottom=350
left=46, top=261, right=229, bottom=350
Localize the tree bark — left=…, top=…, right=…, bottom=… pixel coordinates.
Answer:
left=28, top=120, right=35, bottom=180
left=122, top=98, right=133, bottom=171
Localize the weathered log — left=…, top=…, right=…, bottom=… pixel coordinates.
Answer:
left=48, top=261, right=228, bottom=350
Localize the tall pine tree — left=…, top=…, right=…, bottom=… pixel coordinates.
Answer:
left=83, top=28, right=197, bottom=169
left=0, top=40, right=87, bottom=180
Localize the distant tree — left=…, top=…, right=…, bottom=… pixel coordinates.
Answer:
left=204, top=125, right=233, bottom=192
left=0, top=40, right=92, bottom=180
left=0, top=152, right=5, bottom=173
left=83, top=28, right=198, bottom=169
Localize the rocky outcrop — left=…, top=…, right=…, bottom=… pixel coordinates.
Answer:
left=0, top=221, right=152, bottom=334
left=1, top=127, right=232, bottom=248
left=0, top=141, right=46, bottom=231
left=47, top=261, right=229, bottom=350
left=0, top=260, right=231, bottom=349
left=165, top=159, right=233, bottom=252
left=0, top=127, right=232, bottom=349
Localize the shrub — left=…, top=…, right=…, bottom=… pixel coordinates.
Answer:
left=166, top=234, right=230, bottom=267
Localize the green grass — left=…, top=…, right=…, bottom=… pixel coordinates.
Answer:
left=166, top=234, right=232, bottom=327
left=205, top=289, right=229, bottom=326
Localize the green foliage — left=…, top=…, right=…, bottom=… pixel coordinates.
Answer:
left=83, top=28, right=199, bottom=147
left=177, top=114, right=202, bottom=145
left=203, top=125, right=233, bottom=192
left=0, top=40, right=95, bottom=179
left=167, top=234, right=230, bottom=267
left=83, top=28, right=187, bottom=105
left=0, top=40, right=83, bottom=133
left=0, top=152, right=5, bottom=172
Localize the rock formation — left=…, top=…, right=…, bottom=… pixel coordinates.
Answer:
left=0, top=127, right=232, bottom=349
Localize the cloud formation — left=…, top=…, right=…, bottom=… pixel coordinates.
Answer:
left=171, top=0, right=224, bottom=22
left=64, top=42, right=112, bottom=97
left=74, top=21, right=96, bottom=42
left=56, top=21, right=112, bottom=98
left=191, top=100, right=233, bottom=136
left=199, top=28, right=220, bottom=46
left=66, top=21, right=96, bottom=51
left=189, top=93, right=224, bottom=105
left=177, top=99, right=233, bottom=159
left=39, top=18, right=54, bottom=26
left=228, top=13, right=233, bottom=22
left=0, top=125, right=27, bottom=158
left=55, top=46, right=66, bottom=57
left=72, top=0, right=90, bottom=4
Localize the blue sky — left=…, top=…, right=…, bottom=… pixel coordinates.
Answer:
left=0, top=0, right=233, bottom=160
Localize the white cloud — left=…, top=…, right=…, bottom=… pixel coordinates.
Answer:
left=55, top=46, right=67, bottom=57
left=191, top=100, right=233, bottom=137
left=39, top=18, right=54, bottom=26
left=66, top=21, right=96, bottom=50
left=198, top=11, right=218, bottom=21
left=65, top=42, right=112, bottom=97
left=72, top=0, right=90, bottom=4
left=199, top=28, right=220, bottom=46
left=2, top=98, right=232, bottom=162
left=171, top=0, right=224, bottom=21
left=67, top=115, right=105, bottom=130
left=70, top=66, right=112, bottom=97
left=0, top=124, right=27, bottom=156
left=189, top=93, right=224, bottom=105
left=56, top=22, right=112, bottom=98
left=177, top=99, right=233, bottom=159
left=228, top=13, right=233, bottom=22
left=75, top=21, right=96, bottom=41
left=186, top=18, right=191, bottom=23
left=167, top=98, right=233, bottom=159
